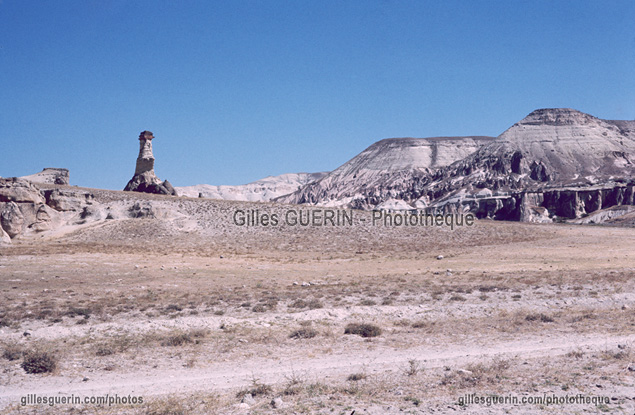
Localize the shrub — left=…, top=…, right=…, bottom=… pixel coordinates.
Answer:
left=344, top=323, right=382, bottom=338
left=236, top=381, right=273, bottom=399
left=525, top=313, right=554, bottom=323
left=347, top=373, right=366, bottom=381
left=161, top=333, right=193, bottom=347
left=405, top=396, right=421, bottom=406
left=160, top=329, right=208, bottom=347
left=252, top=304, right=267, bottom=313
left=405, top=359, right=421, bottom=376
left=289, top=328, right=318, bottom=339
left=21, top=350, right=57, bottom=374
left=65, top=307, right=91, bottom=318
left=289, top=299, right=322, bottom=309
left=411, top=320, right=428, bottom=329
left=307, top=299, right=323, bottom=309
left=95, top=345, right=115, bottom=357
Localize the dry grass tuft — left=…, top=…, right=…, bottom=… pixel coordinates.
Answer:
left=236, top=380, right=273, bottom=399
left=441, top=359, right=510, bottom=388
left=405, top=359, right=422, bottom=376
left=2, top=342, right=24, bottom=361
left=160, top=328, right=209, bottom=347
left=289, top=328, right=318, bottom=339
left=525, top=313, right=555, bottom=323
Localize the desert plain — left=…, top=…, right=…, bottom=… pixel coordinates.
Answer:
left=0, top=187, right=634, bottom=415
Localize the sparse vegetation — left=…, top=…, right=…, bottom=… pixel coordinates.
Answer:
left=236, top=379, right=273, bottom=399
left=160, top=329, right=209, bottom=346
left=411, top=320, right=429, bottom=329
left=405, top=359, right=421, bottom=376
left=165, top=304, right=183, bottom=312
left=525, top=313, right=555, bottom=323
left=405, top=396, right=421, bottom=406
left=251, top=304, right=267, bottom=312
left=2, top=342, right=23, bottom=361
left=289, top=298, right=323, bottom=309
left=289, top=328, right=318, bottom=339
left=65, top=306, right=92, bottom=319
left=344, top=323, right=382, bottom=338
left=160, top=333, right=194, bottom=347
left=21, top=349, right=58, bottom=374
left=441, top=359, right=510, bottom=389
left=347, top=372, right=366, bottom=381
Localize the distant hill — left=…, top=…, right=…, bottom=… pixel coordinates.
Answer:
left=175, top=172, right=328, bottom=202
left=275, top=108, right=634, bottom=222
left=275, top=136, right=494, bottom=208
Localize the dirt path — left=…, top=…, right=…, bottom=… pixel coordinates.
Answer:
left=2, top=332, right=632, bottom=408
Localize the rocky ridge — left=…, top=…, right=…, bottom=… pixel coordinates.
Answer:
left=277, top=109, right=635, bottom=223
left=275, top=136, right=494, bottom=209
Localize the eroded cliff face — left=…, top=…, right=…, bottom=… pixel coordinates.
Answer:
left=423, top=183, right=635, bottom=223
left=275, top=136, right=495, bottom=208
left=0, top=178, right=86, bottom=243
left=276, top=109, right=634, bottom=223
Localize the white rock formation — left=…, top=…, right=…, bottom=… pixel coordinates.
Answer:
left=275, top=109, right=635, bottom=223
left=275, top=136, right=494, bottom=208
left=20, top=168, right=69, bottom=185
left=484, top=108, right=635, bottom=181
left=176, top=172, right=327, bottom=202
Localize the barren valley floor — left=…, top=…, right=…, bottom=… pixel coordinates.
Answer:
left=0, top=214, right=634, bottom=414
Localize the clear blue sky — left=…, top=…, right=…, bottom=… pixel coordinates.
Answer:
left=1, top=0, right=634, bottom=189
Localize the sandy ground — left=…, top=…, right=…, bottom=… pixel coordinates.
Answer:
left=0, top=191, right=634, bottom=414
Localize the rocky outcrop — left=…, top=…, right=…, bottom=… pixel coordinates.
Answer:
left=277, top=109, right=635, bottom=224
left=276, top=136, right=494, bottom=208
left=124, top=131, right=177, bottom=196
left=42, top=189, right=95, bottom=212
left=425, top=183, right=634, bottom=223
left=1, top=202, right=25, bottom=238
left=0, top=178, right=94, bottom=242
left=0, top=178, right=45, bottom=204
left=0, top=227, right=10, bottom=244
left=128, top=202, right=156, bottom=219
left=20, top=168, right=69, bottom=185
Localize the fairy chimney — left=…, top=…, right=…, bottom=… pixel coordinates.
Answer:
left=124, top=131, right=177, bottom=196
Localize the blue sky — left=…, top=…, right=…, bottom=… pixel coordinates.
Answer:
left=1, top=0, right=634, bottom=189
